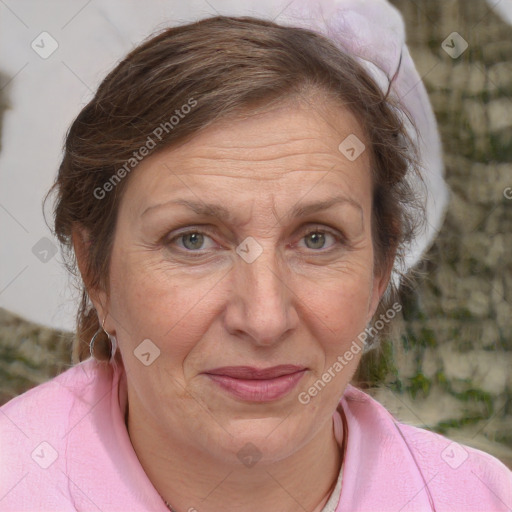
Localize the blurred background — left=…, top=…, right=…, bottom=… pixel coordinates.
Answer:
left=1, top=0, right=511, bottom=468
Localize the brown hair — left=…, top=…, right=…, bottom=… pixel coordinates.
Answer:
left=44, top=15, right=423, bottom=364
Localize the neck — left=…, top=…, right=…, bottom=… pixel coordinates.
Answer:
left=126, top=396, right=343, bottom=512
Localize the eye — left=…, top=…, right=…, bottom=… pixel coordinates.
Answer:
left=298, top=228, right=342, bottom=251
left=169, top=230, right=218, bottom=252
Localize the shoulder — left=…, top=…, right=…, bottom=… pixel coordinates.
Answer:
left=1, top=358, right=110, bottom=434
left=0, top=359, right=114, bottom=508
left=399, top=421, right=512, bottom=510
left=341, top=385, right=512, bottom=510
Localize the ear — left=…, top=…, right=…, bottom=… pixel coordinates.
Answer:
left=366, top=256, right=394, bottom=323
left=71, top=224, right=110, bottom=326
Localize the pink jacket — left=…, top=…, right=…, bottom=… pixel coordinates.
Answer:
left=1, top=358, right=511, bottom=511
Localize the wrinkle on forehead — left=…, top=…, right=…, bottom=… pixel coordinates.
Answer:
left=122, top=98, right=372, bottom=234
left=165, top=95, right=366, bottom=164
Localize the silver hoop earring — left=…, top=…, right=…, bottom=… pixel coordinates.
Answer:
left=89, top=317, right=117, bottom=363
left=107, top=331, right=118, bottom=362
left=89, top=327, right=102, bottom=360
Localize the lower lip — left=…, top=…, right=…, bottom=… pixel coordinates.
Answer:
left=204, top=370, right=306, bottom=402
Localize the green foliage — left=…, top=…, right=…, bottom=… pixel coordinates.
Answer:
left=448, top=308, right=474, bottom=321
left=451, top=388, right=494, bottom=413
left=430, top=374, right=495, bottom=434
left=434, top=416, right=485, bottom=434
left=434, top=370, right=449, bottom=390
left=489, top=132, right=512, bottom=162
left=419, top=327, right=438, bottom=348
left=353, top=339, right=400, bottom=390
left=407, top=372, right=431, bottom=399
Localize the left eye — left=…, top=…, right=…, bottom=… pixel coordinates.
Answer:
left=299, top=230, right=338, bottom=250
left=175, top=232, right=216, bottom=251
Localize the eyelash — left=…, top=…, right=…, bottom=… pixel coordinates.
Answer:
left=164, top=225, right=347, bottom=256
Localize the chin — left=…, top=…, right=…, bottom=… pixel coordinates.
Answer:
left=207, top=415, right=313, bottom=463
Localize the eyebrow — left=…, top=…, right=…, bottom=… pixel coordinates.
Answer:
left=290, top=196, right=363, bottom=220
left=141, top=196, right=363, bottom=222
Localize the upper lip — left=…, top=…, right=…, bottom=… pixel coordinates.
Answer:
left=203, top=365, right=306, bottom=380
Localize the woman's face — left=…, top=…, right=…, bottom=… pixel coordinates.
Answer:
left=91, top=98, right=389, bottom=464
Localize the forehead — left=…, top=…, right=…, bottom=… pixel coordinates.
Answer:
left=121, top=99, right=372, bottom=215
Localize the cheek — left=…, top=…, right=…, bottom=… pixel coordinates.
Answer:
left=108, top=249, right=219, bottom=356
left=305, top=258, right=374, bottom=325
left=317, top=282, right=373, bottom=347
left=295, top=279, right=371, bottom=409
left=300, top=262, right=375, bottom=373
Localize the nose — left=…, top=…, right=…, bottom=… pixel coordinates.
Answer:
left=223, top=243, right=299, bottom=346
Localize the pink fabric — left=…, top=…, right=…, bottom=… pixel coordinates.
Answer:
left=1, top=358, right=511, bottom=511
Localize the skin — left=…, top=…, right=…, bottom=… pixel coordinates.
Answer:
left=74, top=95, right=391, bottom=512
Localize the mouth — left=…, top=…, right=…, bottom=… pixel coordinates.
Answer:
left=202, top=365, right=307, bottom=402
